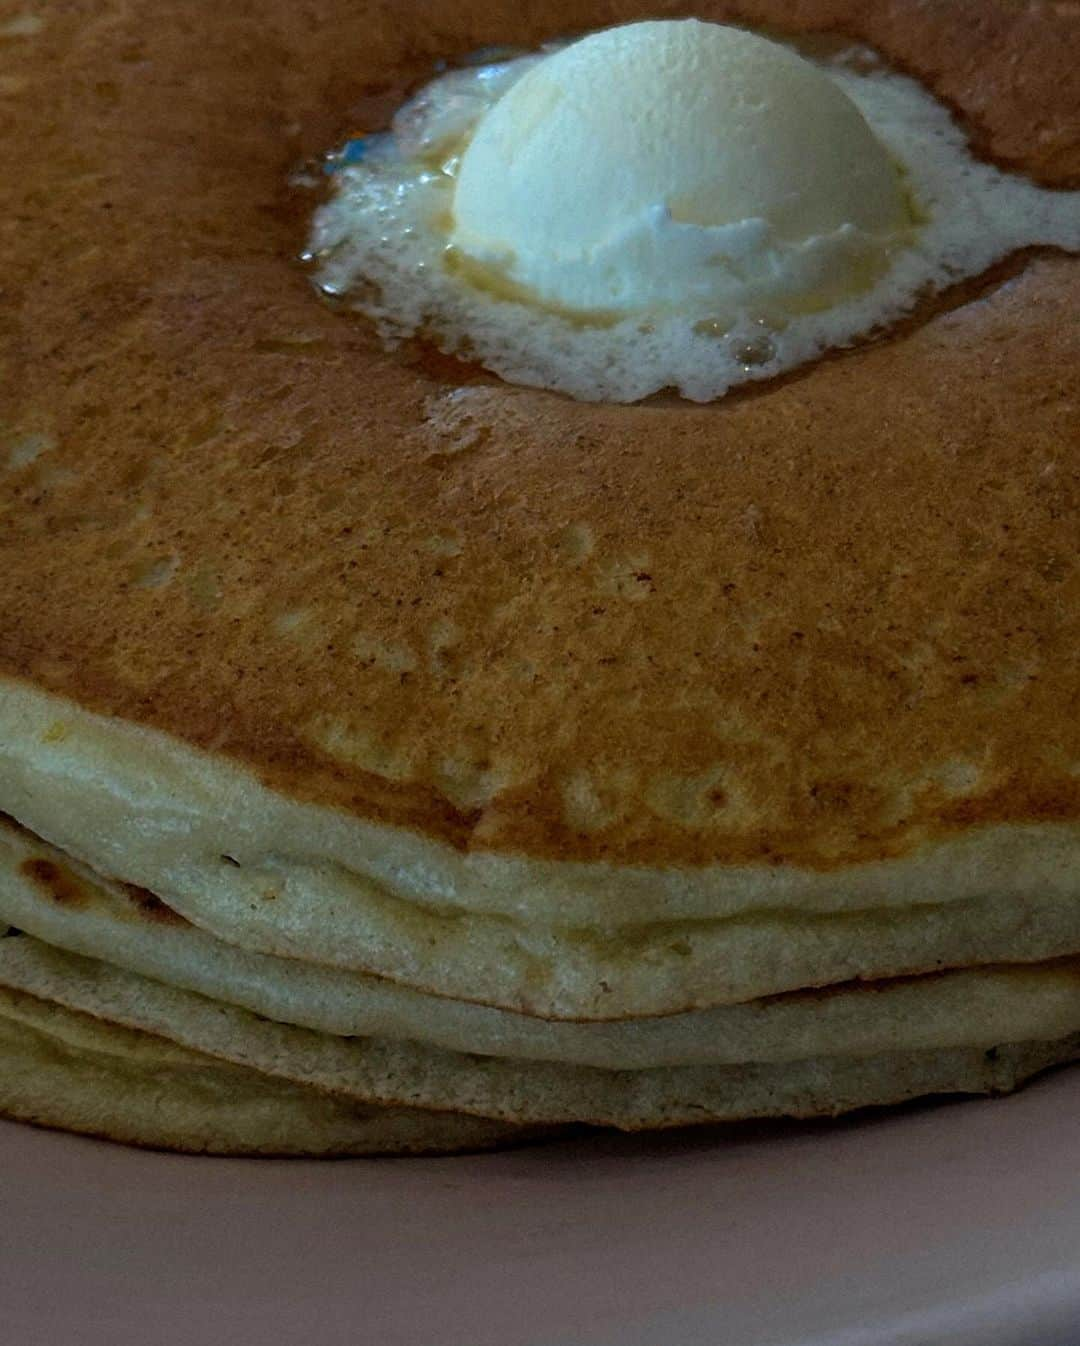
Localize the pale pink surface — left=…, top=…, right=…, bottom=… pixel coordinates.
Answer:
left=4, top=1069, right=1080, bottom=1346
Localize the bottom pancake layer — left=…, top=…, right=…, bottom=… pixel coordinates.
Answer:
left=0, top=981, right=538, bottom=1157
left=2, top=935, right=1079, bottom=1146
left=6, top=820, right=1080, bottom=1077
left=5, top=815, right=1080, bottom=1151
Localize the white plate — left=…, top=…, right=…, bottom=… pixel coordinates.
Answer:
left=4, top=1068, right=1080, bottom=1346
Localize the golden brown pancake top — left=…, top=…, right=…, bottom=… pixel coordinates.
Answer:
left=1, top=0, right=1078, bottom=869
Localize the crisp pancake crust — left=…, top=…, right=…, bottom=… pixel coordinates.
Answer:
left=1, top=0, right=1078, bottom=868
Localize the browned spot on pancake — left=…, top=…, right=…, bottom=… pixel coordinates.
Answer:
left=19, top=858, right=89, bottom=907
left=122, top=883, right=190, bottom=926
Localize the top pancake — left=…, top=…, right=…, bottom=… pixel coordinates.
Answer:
left=1, top=0, right=1078, bottom=871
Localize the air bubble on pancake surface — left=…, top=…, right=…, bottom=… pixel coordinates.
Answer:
left=309, top=36, right=1080, bottom=404
left=426, top=616, right=463, bottom=677
left=129, top=555, right=179, bottom=590
left=933, top=761, right=982, bottom=797
left=595, top=554, right=654, bottom=602
left=560, top=770, right=620, bottom=834
left=272, top=608, right=312, bottom=637
left=433, top=755, right=511, bottom=811
left=306, top=714, right=415, bottom=783
left=0, top=13, right=43, bottom=39
left=553, top=522, right=595, bottom=564
left=995, top=658, right=1040, bottom=693
left=186, top=565, right=223, bottom=614
left=5, top=432, right=53, bottom=469
left=421, top=532, right=465, bottom=558
left=352, top=632, right=418, bottom=674
left=645, top=768, right=733, bottom=830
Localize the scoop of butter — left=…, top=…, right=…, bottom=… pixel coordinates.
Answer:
left=450, top=20, right=910, bottom=316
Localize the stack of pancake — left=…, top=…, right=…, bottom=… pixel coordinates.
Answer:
left=1, top=0, right=1078, bottom=1154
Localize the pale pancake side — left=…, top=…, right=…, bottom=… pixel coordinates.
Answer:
left=9, top=817, right=1080, bottom=1062
left=4, top=936, right=1080, bottom=1131
left=8, top=819, right=1080, bottom=1069
left=0, top=980, right=534, bottom=1156
left=0, top=0, right=1077, bottom=872
left=5, top=689, right=1080, bottom=1018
